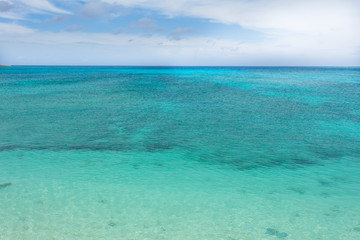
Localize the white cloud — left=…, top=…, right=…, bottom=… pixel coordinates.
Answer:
left=1, top=1, right=359, bottom=65
left=103, top=0, right=360, bottom=60
left=0, top=22, right=34, bottom=34
left=0, top=0, right=71, bottom=20
left=20, top=0, right=70, bottom=14
left=65, top=24, right=86, bottom=32
left=0, top=22, right=358, bottom=66
left=130, top=18, right=161, bottom=31
left=102, top=0, right=359, bottom=33
left=170, top=27, right=194, bottom=40
left=0, top=0, right=14, bottom=12
left=78, top=0, right=114, bottom=18
left=0, top=12, right=23, bottom=20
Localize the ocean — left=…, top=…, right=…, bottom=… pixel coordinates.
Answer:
left=0, top=66, right=360, bottom=239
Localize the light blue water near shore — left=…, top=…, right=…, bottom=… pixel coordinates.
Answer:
left=0, top=66, right=360, bottom=239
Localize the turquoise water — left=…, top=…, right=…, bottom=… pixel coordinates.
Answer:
left=0, top=66, right=360, bottom=239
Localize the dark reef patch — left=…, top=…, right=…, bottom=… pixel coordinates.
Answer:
left=292, top=157, right=316, bottom=166
left=318, top=179, right=332, bottom=186
left=0, top=144, right=131, bottom=152
left=144, top=142, right=173, bottom=152
left=277, top=232, right=288, bottom=238
left=311, top=146, right=345, bottom=160
left=320, top=192, right=332, bottom=198
left=265, top=228, right=277, bottom=236
left=265, top=228, right=288, bottom=238
left=288, top=186, right=305, bottom=195
left=0, top=145, right=18, bottom=151
left=0, top=182, right=12, bottom=189
left=108, top=221, right=116, bottom=227
left=222, top=155, right=320, bottom=171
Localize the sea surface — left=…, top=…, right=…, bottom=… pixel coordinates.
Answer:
left=0, top=66, right=360, bottom=240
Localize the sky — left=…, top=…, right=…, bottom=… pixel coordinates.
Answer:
left=0, top=0, right=359, bottom=66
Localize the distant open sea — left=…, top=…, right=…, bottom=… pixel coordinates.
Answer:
left=1, top=66, right=360, bottom=239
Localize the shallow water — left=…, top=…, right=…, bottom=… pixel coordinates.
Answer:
left=1, top=66, right=360, bottom=239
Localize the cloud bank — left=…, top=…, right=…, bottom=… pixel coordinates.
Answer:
left=0, top=0, right=359, bottom=65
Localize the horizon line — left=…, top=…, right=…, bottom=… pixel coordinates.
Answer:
left=2, top=65, right=360, bottom=68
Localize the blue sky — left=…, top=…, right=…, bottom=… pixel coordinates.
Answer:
left=0, top=0, right=359, bottom=66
